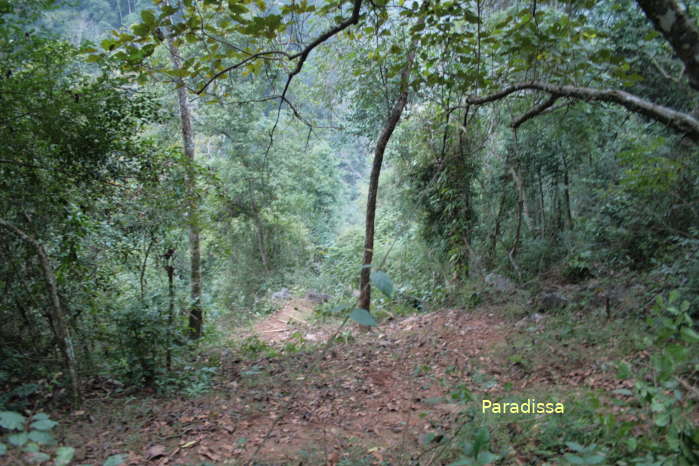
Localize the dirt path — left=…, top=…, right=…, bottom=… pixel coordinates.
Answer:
left=252, top=298, right=318, bottom=344
left=61, top=304, right=516, bottom=465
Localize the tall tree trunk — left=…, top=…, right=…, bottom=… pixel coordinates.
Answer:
left=561, top=153, right=573, bottom=230
left=253, top=213, right=270, bottom=272
left=509, top=164, right=532, bottom=230
left=0, top=219, right=81, bottom=406
left=167, top=40, right=203, bottom=339
left=489, top=190, right=507, bottom=267
left=164, top=250, right=175, bottom=372
left=358, top=50, right=418, bottom=312
left=457, top=108, right=473, bottom=278
left=537, top=168, right=546, bottom=238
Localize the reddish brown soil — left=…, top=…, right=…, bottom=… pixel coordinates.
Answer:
left=52, top=301, right=627, bottom=465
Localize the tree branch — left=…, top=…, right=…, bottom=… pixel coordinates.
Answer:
left=0, top=218, right=81, bottom=406
left=195, top=51, right=290, bottom=95
left=512, top=95, right=559, bottom=129
left=635, top=0, right=699, bottom=91
left=461, top=81, right=699, bottom=141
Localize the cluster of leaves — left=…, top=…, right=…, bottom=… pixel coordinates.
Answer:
left=615, top=291, right=699, bottom=463
left=0, top=411, right=74, bottom=465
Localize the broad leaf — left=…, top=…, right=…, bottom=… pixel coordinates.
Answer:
left=55, top=447, right=75, bottom=466
left=30, top=419, right=57, bottom=431
left=349, top=308, right=377, bottom=327
left=24, top=451, right=51, bottom=464
left=7, top=432, right=28, bottom=447
left=103, top=454, right=127, bottom=466
left=370, top=271, right=393, bottom=298
left=28, top=430, right=55, bottom=445
left=681, top=327, right=699, bottom=343
left=0, top=411, right=25, bottom=430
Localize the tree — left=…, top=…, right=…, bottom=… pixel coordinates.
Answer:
left=167, top=37, right=203, bottom=340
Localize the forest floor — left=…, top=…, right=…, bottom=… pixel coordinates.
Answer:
left=56, top=296, right=636, bottom=465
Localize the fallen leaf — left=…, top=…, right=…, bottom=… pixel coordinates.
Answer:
left=146, top=445, right=166, bottom=460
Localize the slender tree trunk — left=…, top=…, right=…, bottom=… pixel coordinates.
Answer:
left=489, top=190, right=507, bottom=267
left=537, top=168, right=546, bottom=238
left=167, top=39, right=203, bottom=339
left=253, top=213, right=270, bottom=272
left=457, top=108, right=472, bottom=278
left=561, top=153, right=573, bottom=230
left=358, top=49, right=418, bottom=312
left=509, top=165, right=532, bottom=230
left=164, top=251, right=175, bottom=372
left=0, top=219, right=81, bottom=406
left=511, top=189, right=523, bottom=258
left=139, top=235, right=155, bottom=301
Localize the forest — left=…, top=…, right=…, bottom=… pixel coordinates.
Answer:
left=0, top=0, right=698, bottom=464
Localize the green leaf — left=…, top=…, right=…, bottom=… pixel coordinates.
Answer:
left=612, top=388, right=632, bottom=396
left=25, top=451, right=51, bottom=463
left=24, top=442, right=39, bottom=452
left=566, top=442, right=584, bottom=452
left=7, top=432, right=29, bottom=447
left=31, top=414, right=48, bottom=421
left=0, top=443, right=6, bottom=455
left=370, top=271, right=393, bottom=298
left=654, top=411, right=670, bottom=427
left=103, top=454, right=127, bottom=466
left=585, top=453, right=606, bottom=464
left=228, top=1, right=249, bottom=15
left=476, top=451, right=500, bottom=464
left=30, top=419, right=57, bottom=431
left=55, top=446, right=76, bottom=466
left=681, top=327, right=699, bottom=343
left=330, top=304, right=349, bottom=313
left=616, top=362, right=631, bottom=379
left=349, top=308, right=377, bottom=327
left=28, top=430, right=55, bottom=445
left=447, top=459, right=472, bottom=466
left=0, top=411, right=25, bottom=430
left=140, top=9, right=156, bottom=25
left=562, top=454, right=586, bottom=464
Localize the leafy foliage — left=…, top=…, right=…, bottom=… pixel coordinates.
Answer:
left=0, top=412, right=74, bottom=464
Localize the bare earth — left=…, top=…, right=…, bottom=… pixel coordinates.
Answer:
left=54, top=299, right=629, bottom=465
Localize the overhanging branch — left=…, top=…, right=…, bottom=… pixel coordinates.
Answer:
left=512, top=94, right=559, bottom=130
left=635, top=0, right=699, bottom=91
left=461, top=81, right=699, bottom=141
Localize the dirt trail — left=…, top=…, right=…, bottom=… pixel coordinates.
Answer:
left=252, top=298, right=317, bottom=343
left=62, top=303, right=517, bottom=465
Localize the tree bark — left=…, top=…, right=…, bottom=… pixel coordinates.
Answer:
left=167, top=39, right=203, bottom=339
left=561, top=152, right=573, bottom=230
left=509, top=165, right=532, bottom=230
left=164, top=251, right=175, bottom=372
left=358, top=49, right=418, bottom=312
left=489, top=190, right=507, bottom=268
left=465, top=81, right=699, bottom=141
left=0, top=219, right=81, bottom=406
left=635, top=0, right=699, bottom=92
left=456, top=108, right=473, bottom=278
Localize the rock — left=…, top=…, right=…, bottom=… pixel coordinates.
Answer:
left=271, top=288, right=291, bottom=300
left=306, top=289, right=331, bottom=303
left=484, top=273, right=516, bottom=292
left=530, top=312, right=546, bottom=323
left=537, top=291, right=569, bottom=311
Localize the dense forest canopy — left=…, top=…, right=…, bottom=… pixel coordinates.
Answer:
left=0, top=0, right=698, bottom=464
